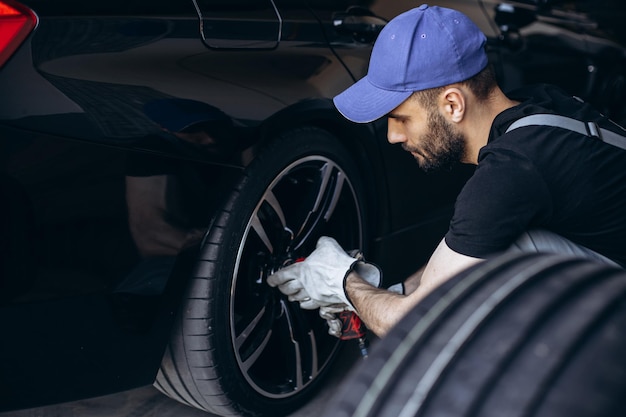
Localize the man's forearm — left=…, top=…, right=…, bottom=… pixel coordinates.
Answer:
left=345, top=239, right=485, bottom=337
left=344, top=272, right=417, bottom=337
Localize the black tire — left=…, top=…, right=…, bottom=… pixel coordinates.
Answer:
left=155, top=127, right=369, bottom=416
left=325, top=252, right=626, bottom=417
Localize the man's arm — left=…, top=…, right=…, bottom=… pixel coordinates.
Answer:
left=346, top=238, right=484, bottom=337
left=402, top=264, right=426, bottom=295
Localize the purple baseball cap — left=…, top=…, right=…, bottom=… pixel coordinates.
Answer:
left=333, top=4, right=488, bottom=123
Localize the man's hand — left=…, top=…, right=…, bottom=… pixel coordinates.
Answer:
left=267, top=236, right=381, bottom=310
left=319, top=304, right=349, bottom=338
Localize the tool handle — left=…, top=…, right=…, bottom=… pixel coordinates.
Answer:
left=338, top=311, right=366, bottom=340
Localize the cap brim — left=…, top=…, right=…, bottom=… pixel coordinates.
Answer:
left=333, top=77, right=413, bottom=123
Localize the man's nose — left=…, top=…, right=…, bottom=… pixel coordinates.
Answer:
left=387, top=125, right=406, bottom=145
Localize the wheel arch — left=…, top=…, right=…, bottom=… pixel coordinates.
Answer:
left=254, top=98, right=393, bottom=243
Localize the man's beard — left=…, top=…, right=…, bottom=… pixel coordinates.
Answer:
left=402, top=110, right=466, bottom=173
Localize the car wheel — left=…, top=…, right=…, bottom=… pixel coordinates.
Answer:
left=325, top=252, right=626, bottom=417
left=155, top=127, right=369, bottom=416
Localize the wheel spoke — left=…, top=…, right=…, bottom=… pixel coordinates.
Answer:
left=280, top=299, right=326, bottom=390
left=263, top=190, right=287, bottom=227
left=239, top=330, right=272, bottom=373
left=251, top=190, right=287, bottom=254
left=235, top=305, right=273, bottom=372
left=281, top=300, right=305, bottom=389
left=235, top=298, right=322, bottom=390
left=292, top=161, right=346, bottom=250
left=251, top=215, right=273, bottom=254
left=234, top=300, right=273, bottom=372
left=235, top=305, right=268, bottom=350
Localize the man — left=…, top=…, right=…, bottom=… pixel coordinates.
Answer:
left=268, top=5, right=626, bottom=337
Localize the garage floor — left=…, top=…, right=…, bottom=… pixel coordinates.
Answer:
left=0, top=341, right=363, bottom=417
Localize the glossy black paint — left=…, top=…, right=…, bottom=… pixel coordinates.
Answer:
left=0, top=0, right=624, bottom=412
left=0, top=0, right=452, bottom=410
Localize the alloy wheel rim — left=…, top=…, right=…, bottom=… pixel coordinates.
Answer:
left=230, top=155, right=362, bottom=398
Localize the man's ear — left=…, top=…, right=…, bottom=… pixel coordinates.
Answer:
left=440, top=87, right=465, bottom=123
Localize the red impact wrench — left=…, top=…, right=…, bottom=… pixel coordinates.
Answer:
left=337, top=310, right=369, bottom=358
left=294, top=257, right=369, bottom=359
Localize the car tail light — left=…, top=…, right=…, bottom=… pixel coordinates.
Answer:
left=0, top=0, right=37, bottom=67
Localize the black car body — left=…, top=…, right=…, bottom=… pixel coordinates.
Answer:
left=0, top=0, right=624, bottom=416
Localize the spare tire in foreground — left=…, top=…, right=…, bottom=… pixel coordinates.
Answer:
left=325, top=252, right=626, bottom=417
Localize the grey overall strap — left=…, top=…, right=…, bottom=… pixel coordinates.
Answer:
left=505, top=114, right=626, bottom=151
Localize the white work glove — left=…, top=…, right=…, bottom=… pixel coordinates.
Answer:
left=387, top=282, right=405, bottom=295
left=267, top=236, right=381, bottom=311
left=319, top=304, right=348, bottom=338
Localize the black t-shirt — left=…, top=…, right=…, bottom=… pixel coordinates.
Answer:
left=445, top=84, right=626, bottom=266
